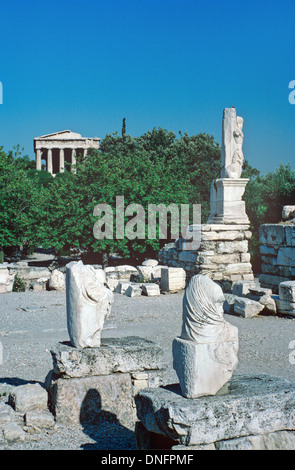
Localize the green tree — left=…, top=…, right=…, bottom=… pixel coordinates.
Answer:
left=0, top=147, right=42, bottom=259
left=244, top=163, right=295, bottom=272
left=36, top=133, right=192, bottom=265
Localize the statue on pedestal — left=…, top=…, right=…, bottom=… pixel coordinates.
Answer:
left=173, top=274, right=239, bottom=398
left=207, top=107, right=250, bottom=224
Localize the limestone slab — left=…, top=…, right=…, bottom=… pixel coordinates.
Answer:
left=9, top=383, right=48, bottom=413
left=216, top=240, right=248, bottom=254
left=282, top=206, right=295, bottom=221
left=279, top=281, right=295, bottom=302
left=277, top=247, right=295, bottom=267
left=141, top=283, right=160, bottom=296
left=124, top=284, right=142, bottom=297
left=1, top=422, right=26, bottom=442
left=285, top=225, right=295, bottom=246
left=234, top=298, right=264, bottom=318
left=161, top=267, right=186, bottom=292
left=135, top=374, right=295, bottom=446
left=51, top=336, right=165, bottom=378
left=24, top=410, right=55, bottom=432
left=260, top=245, right=278, bottom=256
left=275, top=299, right=295, bottom=316
left=142, top=259, right=158, bottom=267
left=232, top=280, right=255, bottom=297
left=215, top=430, right=295, bottom=450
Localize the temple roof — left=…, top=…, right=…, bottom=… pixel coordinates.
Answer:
left=35, top=130, right=84, bottom=140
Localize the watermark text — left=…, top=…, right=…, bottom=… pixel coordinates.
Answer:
left=289, top=340, right=295, bottom=364
left=288, top=80, right=295, bottom=104
left=93, top=196, right=201, bottom=250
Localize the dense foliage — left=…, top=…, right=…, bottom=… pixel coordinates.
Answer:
left=0, top=127, right=294, bottom=271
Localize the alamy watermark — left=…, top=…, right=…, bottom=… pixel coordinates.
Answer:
left=0, top=341, right=2, bottom=365
left=0, top=81, right=2, bottom=104
left=289, top=340, right=295, bottom=365
left=93, top=196, right=202, bottom=250
left=288, top=81, right=295, bottom=104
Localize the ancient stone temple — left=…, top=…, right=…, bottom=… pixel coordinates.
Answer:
left=34, top=130, right=101, bottom=175
left=159, top=107, right=254, bottom=286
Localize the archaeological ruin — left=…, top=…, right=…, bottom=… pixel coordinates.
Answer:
left=34, top=130, right=101, bottom=175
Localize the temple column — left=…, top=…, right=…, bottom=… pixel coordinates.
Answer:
left=59, top=148, right=65, bottom=173
left=71, top=149, right=76, bottom=173
left=36, top=149, right=42, bottom=171
left=47, top=148, right=53, bottom=175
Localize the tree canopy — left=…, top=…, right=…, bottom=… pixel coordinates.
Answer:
left=0, top=127, right=294, bottom=271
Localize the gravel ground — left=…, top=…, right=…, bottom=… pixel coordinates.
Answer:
left=1, top=289, right=295, bottom=450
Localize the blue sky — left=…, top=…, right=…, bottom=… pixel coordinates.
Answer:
left=0, top=0, right=294, bottom=174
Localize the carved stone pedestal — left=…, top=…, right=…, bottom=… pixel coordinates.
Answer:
left=207, top=178, right=250, bottom=225
left=172, top=336, right=238, bottom=398
left=47, top=336, right=166, bottom=429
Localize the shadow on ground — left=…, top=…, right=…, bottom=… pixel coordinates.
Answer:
left=79, top=389, right=137, bottom=450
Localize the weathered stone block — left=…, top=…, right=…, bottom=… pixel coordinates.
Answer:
left=260, top=245, right=278, bottom=256
left=124, top=284, right=142, bottom=297
left=24, top=410, right=55, bottom=432
left=51, top=337, right=165, bottom=378
left=277, top=247, right=295, bottom=267
left=1, top=422, right=26, bottom=442
left=135, top=375, right=295, bottom=447
left=215, top=431, right=295, bottom=450
left=216, top=240, right=248, bottom=254
left=50, top=373, right=134, bottom=427
left=141, top=283, right=160, bottom=296
left=282, top=206, right=295, bottom=221
left=136, top=266, right=154, bottom=281
left=201, top=231, right=244, bottom=241
left=161, top=267, right=186, bottom=292
left=178, top=251, right=198, bottom=263
left=223, top=294, right=240, bottom=314
left=105, top=265, right=139, bottom=281
left=242, top=273, right=255, bottom=281
left=142, top=259, right=158, bottom=267
left=232, top=280, right=255, bottom=297
left=198, top=253, right=240, bottom=265
left=240, top=252, right=251, bottom=263
left=222, top=263, right=253, bottom=275
left=275, top=299, right=295, bottom=316
left=285, top=225, right=295, bottom=247
left=234, top=298, right=264, bottom=318
left=246, top=293, right=277, bottom=315
left=115, top=281, right=134, bottom=294
left=259, top=274, right=291, bottom=291
left=9, top=383, right=48, bottom=413
left=0, top=404, right=13, bottom=425
left=279, top=281, right=295, bottom=302
left=259, top=224, right=286, bottom=246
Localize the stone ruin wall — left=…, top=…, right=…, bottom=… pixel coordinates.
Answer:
left=159, top=223, right=253, bottom=288
left=259, top=223, right=295, bottom=294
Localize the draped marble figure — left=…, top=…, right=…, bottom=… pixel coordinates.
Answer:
left=181, top=274, right=238, bottom=344
left=173, top=274, right=239, bottom=398
left=66, top=261, right=114, bottom=348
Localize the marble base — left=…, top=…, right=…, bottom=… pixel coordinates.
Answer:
left=207, top=178, right=250, bottom=225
